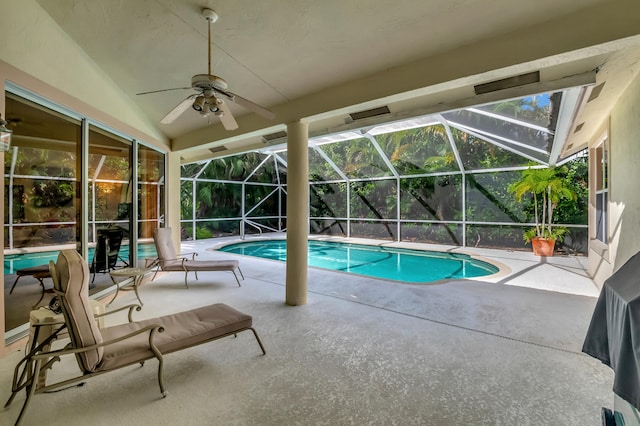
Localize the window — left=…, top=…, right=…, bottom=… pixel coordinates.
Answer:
left=594, top=136, right=608, bottom=244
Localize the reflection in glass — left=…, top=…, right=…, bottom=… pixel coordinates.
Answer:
left=4, top=96, right=81, bottom=251
left=4, top=94, right=81, bottom=332
left=138, top=145, right=164, bottom=242
left=89, top=126, right=132, bottom=265
left=4, top=94, right=166, bottom=338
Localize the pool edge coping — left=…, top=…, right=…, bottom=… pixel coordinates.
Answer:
left=208, top=235, right=511, bottom=285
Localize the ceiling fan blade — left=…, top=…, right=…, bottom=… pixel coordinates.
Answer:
left=217, top=89, right=275, bottom=120
left=216, top=99, right=239, bottom=130
left=136, top=86, right=192, bottom=96
left=160, top=95, right=196, bottom=124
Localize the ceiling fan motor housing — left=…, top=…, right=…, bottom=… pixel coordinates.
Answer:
left=192, top=74, right=228, bottom=92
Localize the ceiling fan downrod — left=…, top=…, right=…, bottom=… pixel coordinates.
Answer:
left=202, top=8, right=218, bottom=76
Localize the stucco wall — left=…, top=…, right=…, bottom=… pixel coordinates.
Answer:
left=609, top=71, right=640, bottom=270
left=589, top=70, right=640, bottom=286
left=0, top=0, right=167, bottom=145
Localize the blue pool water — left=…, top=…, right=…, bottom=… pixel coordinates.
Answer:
left=4, top=244, right=157, bottom=275
left=219, top=240, right=498, bottom=283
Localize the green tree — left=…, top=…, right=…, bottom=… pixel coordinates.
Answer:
left=508, top=165, right=577, bottom=242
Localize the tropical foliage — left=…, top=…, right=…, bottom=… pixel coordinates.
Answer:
left=508, top=165, right=578, bottom=243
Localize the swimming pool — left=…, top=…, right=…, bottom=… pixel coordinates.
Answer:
left=4, top=244, right=158, bottom=275
left=218, top=240, right=499, bottom=283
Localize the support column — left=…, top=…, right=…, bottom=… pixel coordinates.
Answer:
left=286, top=120, right=309, bottom=306
left=166, top=151, right=182, bottom=251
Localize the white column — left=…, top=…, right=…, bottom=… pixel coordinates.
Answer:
left=286, top=120, right=309, bottom=306
left=166, top=151, right=182, bottom=250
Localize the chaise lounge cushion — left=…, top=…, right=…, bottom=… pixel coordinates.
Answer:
left=152, top=227, right=186, bottom=269
left=98, top=303, right=252, bottom=371
left=53, top=250, right=104, bottom=372
left=183, top=259, right=239, bottom=272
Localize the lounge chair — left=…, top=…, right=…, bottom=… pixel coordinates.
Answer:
left=8, top=264, right=52, bottom=308
left=5, top=249, right=265, bottom=426
left=151, top=227, right=244, bottom=288
left=90, top=228, right=127, bottom=283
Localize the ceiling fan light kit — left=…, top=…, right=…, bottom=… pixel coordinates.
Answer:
left=192, top=95, right=206, bottom=112
left=136, top=8, right=273, bottom=130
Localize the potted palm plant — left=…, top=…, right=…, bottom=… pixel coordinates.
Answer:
left=508, top=166, right=577, bottom=256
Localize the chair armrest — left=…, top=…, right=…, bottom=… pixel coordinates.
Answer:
left=31, top=319, right=66, bottom=327
left=144, top=257, right=159, bottom=268
left=95, top=304, right=142, bottom=322
left=156, top=257, right=187, bottom=263
left=154, top=257, right=189, bottom=270
left=32, top=323, right=165, bottom=361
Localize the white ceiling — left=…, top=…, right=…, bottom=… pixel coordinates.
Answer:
left=34, top=0, right=640, bottom=162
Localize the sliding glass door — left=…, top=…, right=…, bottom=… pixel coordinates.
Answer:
left=3, top=90, right=166, bottom=339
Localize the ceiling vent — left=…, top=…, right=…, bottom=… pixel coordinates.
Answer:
left=209, top=146, right=227, bottom=153
left=573, top=123, right=584, bottom=134
left=262, top=130, right=287, bottom=144
left=474, top=71, right=540, bottom=95
left=587, top=82, right=605, bottom=103
left=349, top=106, right=391, bottom=121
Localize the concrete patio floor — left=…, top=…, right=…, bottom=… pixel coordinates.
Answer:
left=0, top=236, right=612, bottom=425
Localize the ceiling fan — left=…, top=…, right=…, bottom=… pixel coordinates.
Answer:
left=136, top=8, right=275, bottom=130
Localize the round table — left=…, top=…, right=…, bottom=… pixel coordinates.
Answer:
left=108, top=267, right=150, bottom=306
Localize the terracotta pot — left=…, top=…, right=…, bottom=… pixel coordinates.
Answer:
left=531, top=237, right=556, bottom=256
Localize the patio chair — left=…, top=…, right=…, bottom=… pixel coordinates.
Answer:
left=5, top=249, right=265, bottom=426
left=151, top=227, right=244, bottom=288
left=90, top=228, right=127, bottom=283
left=8, top=264, right=52, bottom=308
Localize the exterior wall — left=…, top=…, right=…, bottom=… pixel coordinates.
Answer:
left=0, top=0, right=166, bottom=144
left=589, top=70, right=640, bottom=286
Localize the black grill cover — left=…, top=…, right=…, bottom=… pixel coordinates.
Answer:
left=583, top=251, right=640, bottom=409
